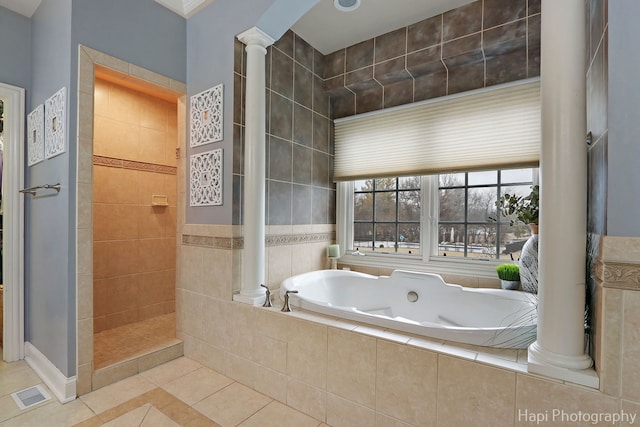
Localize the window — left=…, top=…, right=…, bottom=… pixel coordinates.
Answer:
left=343, top=168, right=536, bottom=264
left=353, top=177, right=421, bottom=254
left=437, top=169, right=535, bottom=260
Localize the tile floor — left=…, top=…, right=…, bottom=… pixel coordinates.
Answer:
left=0, top=356, right=329, bottom=426
left=94, top=313, right=178, bottom=370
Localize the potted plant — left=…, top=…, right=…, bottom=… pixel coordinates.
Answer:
left=494, top=185, right=539, bottom=232
left=494, top=185, right=539, bottom=294
left=496, top=263, right=520, bottom=290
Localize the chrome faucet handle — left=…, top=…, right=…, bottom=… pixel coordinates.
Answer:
left=261, top=284, right=272, bottom=307
left=281, top=290, right=299, bottom=312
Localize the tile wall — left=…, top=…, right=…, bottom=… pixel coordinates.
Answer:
left=233, top=31, right=334, bottom=227
left=325, top=0, right=541, bottom=119
left=92, top=78, right=178, bottom=333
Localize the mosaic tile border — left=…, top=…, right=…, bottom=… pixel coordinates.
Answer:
left=93, top=155, right=177, bottom=175
left=600, top=261, right=640, bottom=291
left=182, top=234, right=243, bottom=250
left=181, top=232, right=335, bottom=250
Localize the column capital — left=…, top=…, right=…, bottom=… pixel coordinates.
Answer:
left=237, top=26, right=275, bottom=49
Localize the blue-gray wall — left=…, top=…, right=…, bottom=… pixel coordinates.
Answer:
left=608, top=0, right=640, bottom=237
left=28, top=0, right=74, bottom=376
left=71, top=0, right=186, bottom=83
left=0, top=6, right=31, bottom=90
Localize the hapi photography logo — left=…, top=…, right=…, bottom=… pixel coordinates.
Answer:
left=518, top=409, right=637, bottom=425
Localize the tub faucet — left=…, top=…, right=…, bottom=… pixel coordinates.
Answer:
left=281, top=290, right=299, bottom=312
left=261, top=284, right=272, bottom=307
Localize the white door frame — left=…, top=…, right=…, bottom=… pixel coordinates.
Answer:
left=0, top=82, right=26, bottom=362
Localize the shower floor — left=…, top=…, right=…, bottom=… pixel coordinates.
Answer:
left=93, top=313, right=178, bottom=370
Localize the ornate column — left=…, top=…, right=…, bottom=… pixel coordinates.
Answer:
left=527, top=0, right=597, bottom=388
left=234, top=27, right=275, bottom=305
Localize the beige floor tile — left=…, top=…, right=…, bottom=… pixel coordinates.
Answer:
left=194, top=382, right=272, bottom=427
left=0, top=395, right=57, bottom=425
left=80, top=374, right=156, bottom=414
left=1, top=398, right=95, bottom=427
left=0, top=364, right=43, bottom=397
left=141, top=356, right=202, bottom=386
left=162, top=367, right=234, bottom=405
left=102, top=403, right=150, bottom=426
left=238, top=400, right=321, bottom=427
left=141, top=405, right=181, bottom=427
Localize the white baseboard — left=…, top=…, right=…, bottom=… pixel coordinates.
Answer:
left=24, top=342, right=77, bottom=403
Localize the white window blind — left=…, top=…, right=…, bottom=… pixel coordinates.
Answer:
left=333, top=79, right=540, bottom=181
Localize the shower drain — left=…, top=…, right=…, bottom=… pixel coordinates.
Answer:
left=407, top=291, right=419, bottom=302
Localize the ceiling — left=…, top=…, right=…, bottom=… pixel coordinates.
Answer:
left=291, top=0, right=475, bottom=55
left=0, top=0, right=474, bottom=55
left=0, top=0, right=41, bottom=17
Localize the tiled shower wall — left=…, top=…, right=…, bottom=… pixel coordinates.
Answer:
left=93, top=78, right=177, bottom=333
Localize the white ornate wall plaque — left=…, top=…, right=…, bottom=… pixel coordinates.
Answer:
left=27, top=104, right=45, bottom=166
left=190, top=148, right=223, bottom=206
left=44, top=87, right=66, bottom=159
left=190, top=84, right=223, bottom=147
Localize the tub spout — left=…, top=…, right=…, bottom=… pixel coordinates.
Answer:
left=261, top=284, right=272, bottom=307
left=281, top=290, right=299, bottom=312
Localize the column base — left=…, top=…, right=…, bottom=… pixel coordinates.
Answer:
left=233, top=290, right=267, bottom=306
left=527, top=341, right=599, bottom=388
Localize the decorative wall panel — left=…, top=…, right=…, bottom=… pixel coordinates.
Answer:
left=190, top=84, right=223, bottom=147
left=190, top=148, right=223, bottom=206
left=27, top=104, right=44, bottom=166
left=44, top=87, right=66, bottom=159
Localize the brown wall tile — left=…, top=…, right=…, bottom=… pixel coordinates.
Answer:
left=374, top=57, right=411, bottom=86
left=484, top=0, right=526, bottom=29
left=407, top=45, right=446, bottom=78
left=294, top=34, right=314, bottom=71
left=408, top=15, right=442, bottom=52
left=346, top=39, right=374, bottom=72
left=355, top=86, right=383, bottom=115
left=443, top=1, right=482, bottom=41
left=375, top=28, right=407, bottom=62
left=383, top=80, right=414, bottom=109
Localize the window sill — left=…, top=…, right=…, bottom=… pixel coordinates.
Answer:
left=338, top=253, right=505, bottom=280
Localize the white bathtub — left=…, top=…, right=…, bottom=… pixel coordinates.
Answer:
left=280, top=269, right=538, bottom=349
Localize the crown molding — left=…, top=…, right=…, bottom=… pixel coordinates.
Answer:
left=154, top=0, right=213, bottom=18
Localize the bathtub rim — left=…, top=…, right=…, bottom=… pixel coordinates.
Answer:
left=280, top=269, right=538, bottom=349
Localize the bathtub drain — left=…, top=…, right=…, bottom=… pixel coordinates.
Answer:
left=407, top=291, right=419, bottom=302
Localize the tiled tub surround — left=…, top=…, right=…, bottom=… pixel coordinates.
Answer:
left=594, top=235, right=640, bottom=405
left=324, top=0, right=541, bottom=119
left=178, top=224, right=336, bottom=298
left=93, top=78, right=178, bottom=334
left=176, top=291, right=623, bottom=427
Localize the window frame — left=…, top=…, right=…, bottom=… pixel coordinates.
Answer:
left=337, top=169, right=538, bottom=278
